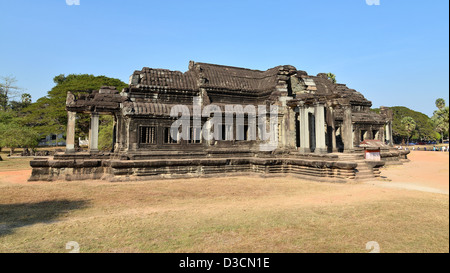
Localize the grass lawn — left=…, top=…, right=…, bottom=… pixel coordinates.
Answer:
left=0, top=155, right=33, bottom=172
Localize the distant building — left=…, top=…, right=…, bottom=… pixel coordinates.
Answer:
left=38, top=133, right=66, bottom=147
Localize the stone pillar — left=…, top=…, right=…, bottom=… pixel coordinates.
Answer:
left=380, top=126, right=385, bottom=143
left=66, top=111, right=76, bottom=153
left=342, top=104, right=354, bottom=153
left=385, top=122, right=390, bottom=145
left=89, top=112, right=99, bottom=153
left=298, top=104, right=310, bottom=153
left=314, top=103, right=326, bottom=154
left=388, top=121, right=394, bottom=147
left=279, top=113, right=286, bottom=147
left=328, top=107, right=337, bottom=152
left=112, top=115, right=117, bottom=152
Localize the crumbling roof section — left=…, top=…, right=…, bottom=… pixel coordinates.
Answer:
left=66, top=86, right=125, bottom=113
left=130, top=67, right=198, bottom=91
left=129, top=61, right=298, bottom=95
left=194, top=62, right=296, bottom=93
left=294, top=72, right=372, bottom=106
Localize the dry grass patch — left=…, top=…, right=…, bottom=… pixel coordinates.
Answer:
left=0, top=177, right=448, bottom=253
left=0, top=157, right=33, bottom=172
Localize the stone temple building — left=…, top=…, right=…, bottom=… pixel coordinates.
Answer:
left=29, top=61, right=409, bottom=182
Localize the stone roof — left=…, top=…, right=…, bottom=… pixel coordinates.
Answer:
left=122, top=102, right=188, bottom=117
left=131, top=67, right=198, bottom=91
left=128, top=61, right=296, bottom=95
left=304, top=73, right=371, bottom=106
left=67, top=62, right=378, bottom=117
left=128, top=62, right=372, bottom=107
left=66, top=86, right=125, bottom=113
left=194, top=62, right=296, bottom=93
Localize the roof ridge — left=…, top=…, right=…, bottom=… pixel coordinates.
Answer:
left=194, top=62, right=283, bottom=73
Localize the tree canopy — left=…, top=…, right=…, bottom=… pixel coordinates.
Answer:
left=0, top=122, right=40, bottom=154
left=401, top=116, right=416, bottom=144
left=1, top=74, right=127, bottom=152
left=0, top=75, right=26, bottom=111
left=372, top=106, right=439, bottom=143
left=431, top=98, right=449, bottom=142
left=435, top=98, right=446, bottom=110
left=0, top=110, right=40, bottom=153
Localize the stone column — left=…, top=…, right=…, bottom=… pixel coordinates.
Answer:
left=380, top=126, right=385, bottom=143
left=388, top=121, right=394, bottom=147
left=112, top=115, right=117, bottom=152
left=326, top=106, right=337, bottom=153
left=314, top=103, right=327, bottom=154
left=342, top=104, right=354, bottom=153
left=66, top=111, right=76, bottom=153
left=328, top=107, right=337, bottom=152
left=385, top=122, right=390, bottom=145
left=89, top=112, right=99, bottom=153
left=298, top=104, right=310, bottom=153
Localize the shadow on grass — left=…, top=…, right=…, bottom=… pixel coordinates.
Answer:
left=0, top=199, right=89, bottom=237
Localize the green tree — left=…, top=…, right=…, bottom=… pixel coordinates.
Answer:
left=435, top=98, right=446, bottom=110
left=0, top=75, right=23, bottom=111
left=432, top=98, right=449, bottom=143
left=53, top=74, right=67, bottom=85
left=98, top=115, right=114, bottom=151
left=0, top=87, right=6, bottom=111
left=21, top=93, right=32, bottom=104
left=9, top=93, right=32, bottom=112
left=327, top=73, right=336, bottom=84
left=21, top=74, right=127, bottom=140
left=0, top=123, right=40, bottom=155
left=0, top=111, right=16, bottom=152
left=401, top=116, right=416, bottom=145
left=0, top=110, right=16, bottom=125
left=373, top=106, right=437, bottom=143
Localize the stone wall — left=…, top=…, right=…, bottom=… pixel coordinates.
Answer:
left=29, top=154, right=358, bottom=183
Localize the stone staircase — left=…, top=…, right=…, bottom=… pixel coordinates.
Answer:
left=335, top=153, right=381, bottom=181
left=354, top=160, right=378, bottom=181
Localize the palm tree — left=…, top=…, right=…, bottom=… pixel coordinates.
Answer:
left=432, top=99, right=449, bottom=143
left=401, top=116, right=416, bottom=145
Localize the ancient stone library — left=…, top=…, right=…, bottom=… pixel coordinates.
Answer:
left=29, top=61, right=409, bottom=182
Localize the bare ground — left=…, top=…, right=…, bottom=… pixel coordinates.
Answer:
left=0, top=152, right=448, bottom=253
left=367, top=151, right=449, bottom=194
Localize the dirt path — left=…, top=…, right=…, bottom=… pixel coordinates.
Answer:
left=365, top=181, right=448, bottom=195
left=0, top=170, right=32, bottom=184
left=368, top=151, right=449, bottom=194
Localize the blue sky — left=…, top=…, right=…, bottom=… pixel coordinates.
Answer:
left=0, top=0, right=448, bottom=117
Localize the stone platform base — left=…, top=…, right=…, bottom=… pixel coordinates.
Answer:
left=28, top=149, right=402, bottom=183
left=381, top=149, right=411, bottom=165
